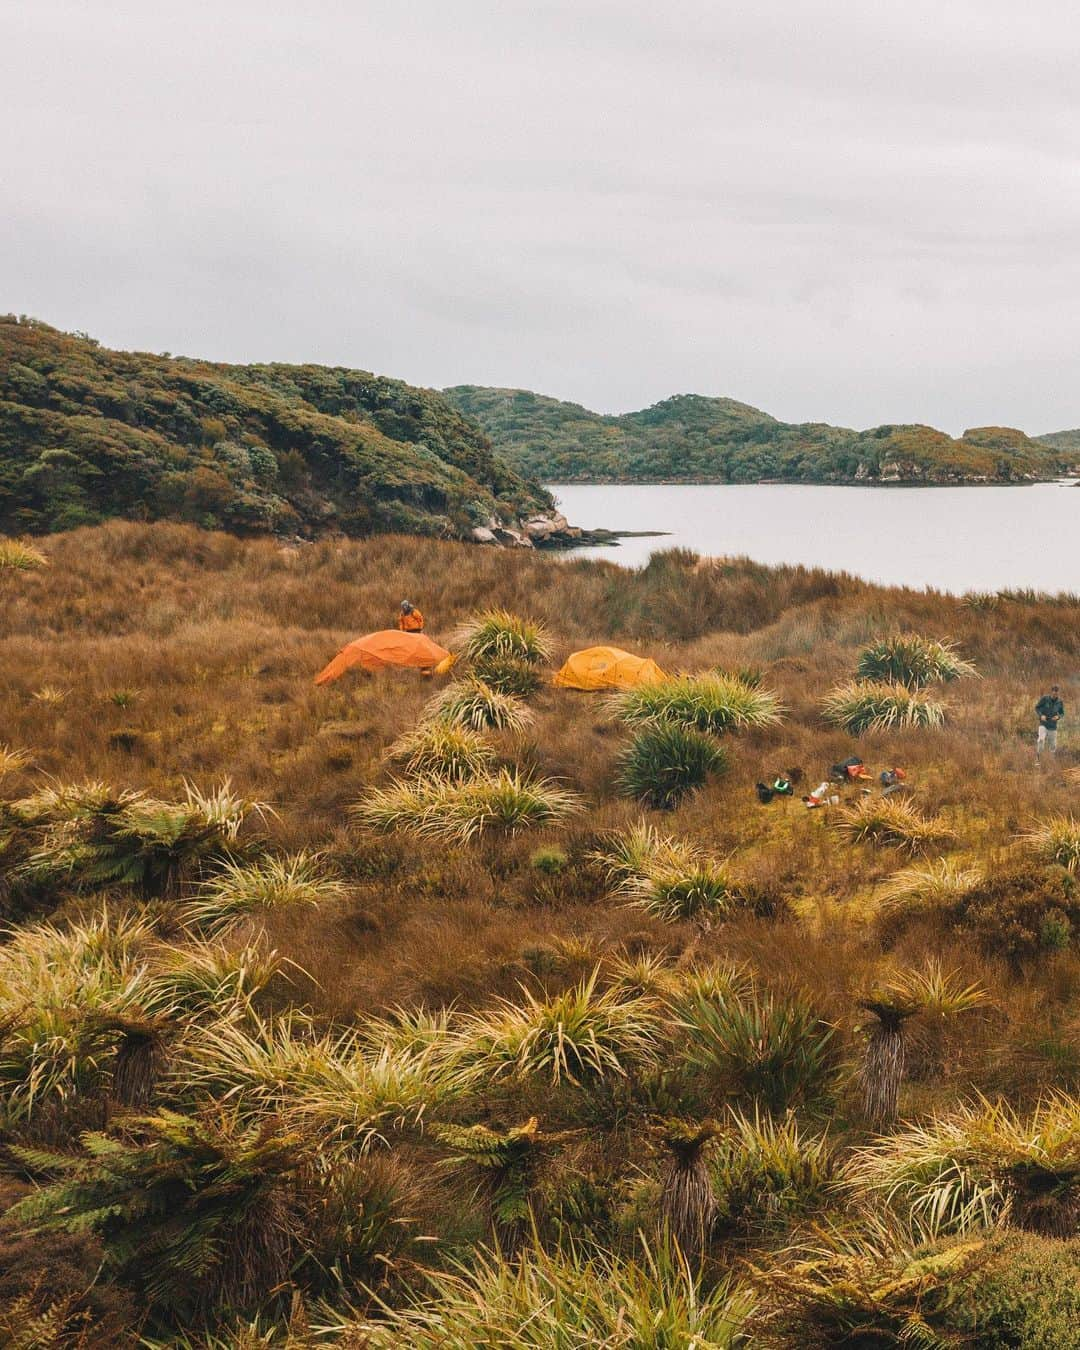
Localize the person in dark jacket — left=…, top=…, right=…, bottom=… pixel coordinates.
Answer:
left=1036, top=685, right=1065, bottom=757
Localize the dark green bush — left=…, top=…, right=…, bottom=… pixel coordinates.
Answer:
left=616, top=723, right=729, bottom=810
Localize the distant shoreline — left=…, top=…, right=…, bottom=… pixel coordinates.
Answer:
left=547, top=476, right=1079, bottom=489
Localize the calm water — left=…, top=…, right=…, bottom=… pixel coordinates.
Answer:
left=548, top=482, right=1080, bottom=595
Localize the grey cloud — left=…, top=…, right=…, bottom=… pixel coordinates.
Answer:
left=3, top=0, right=1080, bottom=432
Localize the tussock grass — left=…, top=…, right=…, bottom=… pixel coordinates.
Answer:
left=877, top=857, right=984, bottom=912
left=330, top=1241, right=755, bottom=1348
left=1020, top=815, right=1080, bottom=873
left=387, top=722, right=496, bottom=782
left=848, top=1094, right=1080, bottom=1237
left=611, top=672, right=783, bottom=735
left=711, top=1107, right=836, bottom=1235
left=591, top=820, right=699, bottom=884
left=0, top=537, right=48, bottom=569
left=822, top=680, right=947, bottom=734
left=450, top=608, right=553, bottom=664
left=622, top=859, right=740, bottom=923
left=836, top=797, right=956, bottom=854
left=616, top=722, right=729, bottom=810
left=354, top=771, right=582, bottom=843
left=451, top=969, right=662, bottom=1088
left=471, top=654, right=544, bottom=697
left=856, top=634, right=978, bottom=688
left=182, top=852, right=346, bottom=935
left=0, top=744, right=31, bottom=778
left=423, top=677, right=534, bottom=732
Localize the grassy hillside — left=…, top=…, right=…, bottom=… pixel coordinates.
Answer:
left=1038, top=427, right=1080, bottom=456
left=446, top=385, right=1072, bottom=485
left=1, top=523, right=1079, bottom=1344
left=0, top=317, right=551, bottom=539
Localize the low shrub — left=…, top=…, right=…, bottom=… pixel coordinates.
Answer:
left=943, top=1232, right=1080, bottom=1349
left=621, top=859, right=740, bottom=923
left=836, top=797, right=956, bottom=854
left=611, top=673, right=783, bottom=735
left=711, top=1108, right=836, bottom=1237
left=681, top=989, right=839, bottom=1116
left=354, top=771, right=583, bottom=843
left=616, top=722, right=730, bottom=810
left=821, top=680, right=947, bottom=734
left=934, top=864, right=1080, bottom=965
left=529, top=845, right=569, bottom=874
left=181, top=852, right=346, bottom=935
left=423, top=678, right=534, bottom=733
left=1021, top=815, right=1080, bottom=873
left=327, top=1241, right=755, bottom=1348
left=387, top=722, right=496, bottom=782
left=471, top=654, right=544, bottom=697
left=451, top=608, right=553, bottom=664
left=856, top=634, right=978, bottom=688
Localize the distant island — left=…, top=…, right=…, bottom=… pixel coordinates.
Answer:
left=0, top=318, right=583, bottom=546
left=445, top=386, right=1078, bottom=486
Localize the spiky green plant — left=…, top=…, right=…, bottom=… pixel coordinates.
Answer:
left=434, top=1116, right=542, bottom=1252
left=177, top=1009, right=455, bottom=1154
left=145, top=938, right=282, bottom=1016
left=822, top=680, right=947, bottom=735
left=622, top=858, right=740, bottom=923
left=710, top=1107, right=836, bottom=1237
left=877, top=858, right=984, bottom=913
left=472, top=654, right=544, bottom=697
left=323, top=1240, right=755, bottom=1348
left=658, top=1120, right=719, bottom=1267
left=5, top=1108, right=309, bottom=1319
left=749, top=1216, right=987, bottom=1347
left=856, top=635, right=978, bottom=689
left=611, top=673, right=784, bottom=735
left=387, top=722, right=496, bottom=782
left=181, top=852, right=346, bottom=935
left=423, top=678, right=535, bottom=733
left=451, top=969, right=662, bottom=1089
left=105, top=688, right=140, bottom=708
left=0, top=909, right=157, bottom=1126
left=848, top=1094, right=1080, bottom=1238
left=682, top=989, right=839, bottom=1116
left=354, top=771, right=582, bottom=843
left=0, top=538, right=49, bottom=570
left=450, top=608, right=553, bottom=664
left=591, top=820, right=699, bottom=884
left=616, top=722, right=730, bottom=810
left=7, top=779, right=136, bottom=826
left=836, top=797, right=956, bottom=855
left=1020, top=816, right=1080, bottom=873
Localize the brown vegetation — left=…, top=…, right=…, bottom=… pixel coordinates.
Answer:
left=1, top=521, right=1078, bottom=1343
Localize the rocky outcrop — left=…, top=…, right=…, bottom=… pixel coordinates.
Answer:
left=470, top=511, right=623, bottom=550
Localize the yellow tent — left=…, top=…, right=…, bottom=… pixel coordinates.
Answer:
left=553, top=646, right=668, bottom=691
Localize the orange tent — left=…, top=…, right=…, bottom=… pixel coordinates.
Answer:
left=314, top=631, right=454, bottom=685
left=553, top=646, right=668, bottom=691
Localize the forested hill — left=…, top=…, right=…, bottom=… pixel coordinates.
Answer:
left=0, top=318, right=552, bottom=538
left=445, top=385, right=1074, bottom=485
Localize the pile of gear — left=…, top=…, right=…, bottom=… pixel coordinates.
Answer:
left=755, top=758, right=910, bottom=809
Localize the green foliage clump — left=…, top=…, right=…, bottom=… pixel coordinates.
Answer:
left=682, top=989, right=839, bottom=1117
left=612, top=672, right=783, bottom=735
left=328, top=1239, right=755, bottom=1347
left=943, top=1233, right=1080, bottom=1349
left=5, top=1109, right=309, bottom=1320
left=423, top=677, right=534, bottom=733
left=471, top=654, right=544, bottom=697
left=354, top=770, right=582, bottom=843
left=616, top=722, right=730, bottom=810
left=529, top=845, right=569, bottom=874
left=622, top=858, right=739, bottom=923
left=836, top=797, right=956, bottom=855
left=822, top=680, right=947, bottom=734
left=451, top=608, right=553, bottom=664
left=856, top=634, right=978, bottom=688
left=387, top=722, right=496, bottom=782
left=181, top=852, right=346, bottom=935
left=0, top=537, right=48, bottom=569
left=711, top=1109, right=836, bottom=1237
left=1022, top=816, right=1080, bottom=873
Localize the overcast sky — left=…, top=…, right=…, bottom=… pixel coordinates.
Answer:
left=4, top=1, right=1080, bottom=432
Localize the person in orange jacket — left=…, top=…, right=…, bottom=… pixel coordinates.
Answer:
left=398, top=600, right=424, bottom=632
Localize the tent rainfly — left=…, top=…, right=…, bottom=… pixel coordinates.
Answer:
left=553, top=646, right=668, bottom=691
left=314, top=630, right=454, bottom=684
